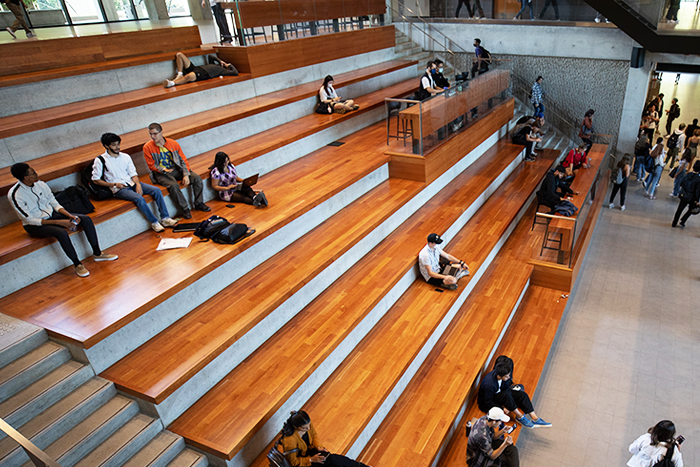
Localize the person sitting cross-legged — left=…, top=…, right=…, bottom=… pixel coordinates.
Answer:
left=9, top=163, right=118, bottom=277
left=418, top=233, right=469, bottom=291
left=467, top=407, right=519, bottom=467
left=477, top=355, right=551, bottom=429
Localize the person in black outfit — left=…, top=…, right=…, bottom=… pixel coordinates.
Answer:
left=202, top=0, right=232, bottom=44
left=672, top=160, right=700, bottom=228
left=477, top=356, right=551, bottom=429
left=536, top=165, right=573, bottom=210
left=471, top=38, right=489, bottom=79
left=432, top=59, right=450, bottom=89
left=512, top=122, right=542, bottom=161
left=164, top=52, right=238, bottom=88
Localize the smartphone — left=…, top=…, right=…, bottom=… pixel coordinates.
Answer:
left=226, top=204, right=236, bottom=208
left=506, top=424, right=517, bottom=434
left=434, top=289, right=444, bottom=293
left=676, top=435, right=685, bottom=445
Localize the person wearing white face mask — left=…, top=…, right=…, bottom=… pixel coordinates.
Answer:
left=432, top=59, right=450, bottom=89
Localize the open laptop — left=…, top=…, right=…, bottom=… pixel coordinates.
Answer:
left=242, top=173, right=259, bottom=187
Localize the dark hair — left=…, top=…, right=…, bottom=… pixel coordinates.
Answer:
left=554, top=165, right=567, bottom=174
left=694, top=160, right=700, bottom=172
left=426, top=60, right=434, bottom=69
left=101, top=132, right=121, bottom=148
left=681, top=148, right=693, bottom=164
left=648, top=420, right=676, bottom=446
left=679, top=123, right=686, bottom=130
left=494, top=362, right=510, bottom=377
left=494, top=355, right=513, bottom=374
left=536, top=75, right=543, bottom=82
left=474, top=38, right=481, bottom=44
left=617, top=156, right=629, bottom=169
left=656, top=137, right=664, bottom=145
left=635, top=134, right=649, bottom=152
left=585, top=109, right=595, bottom=117
left=148, top=122, right=163, bottom=132
left=208, top=151, right=231, bottom=173
left=10, top=162, right=30, bottom=181
left=282, top=410, right=311, bottom=437
left=322, top=75, right=334, bottom=93
left=658, top=93, right=664, bottom=98
left=693, top=118, right=698, bottom=124
left=434, top=59, right=444, bottom=66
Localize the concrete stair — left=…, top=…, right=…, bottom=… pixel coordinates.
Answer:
left=394, top=29, right=455, bottom=82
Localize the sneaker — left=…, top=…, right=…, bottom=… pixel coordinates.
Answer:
left=161, top=217, right=178, bottom=227
left=679, top=223, right=686, bottom=228
left=75, top=264, right=90, bottom=277
left=163, top=79, right=175, bottom=88
left=620, top=205, right=626, bottom=211
left=26, top=30, right=35, bottom=38
left=94, top=253, right=118, bottom=262
left=152, top=222, right=165, bottom=232
left=182, top=209, right=192, bottom=219
left=194, top=202, right=211, bottom=212
left=258, top=191, right=268, bottom=207
left=442, top=283, right=458, bottom=290
left=457, top=268, right=470, bottom=279
left=353, top=104, right=360, bottom=111
left=516, top=416, right=535, bottom=429
left=532, top=418, right=552, bottom=428
left=252, top=192, right=262, bottom=207
left=608, top=203, right=614, bottom=209
left=6, top=27, right=16, bottom=39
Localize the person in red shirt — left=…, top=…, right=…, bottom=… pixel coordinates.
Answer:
left=562, top=143, right=589, bottom=171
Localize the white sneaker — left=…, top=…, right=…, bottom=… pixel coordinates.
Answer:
left=160, top=217, right=178, bottom=227
left=163, top=79, right=175, bottom=88
left=608, top=203, right=614, bottom=209
left=620, top=205, right=626, bottom=211
left=176, top=72, right=183, bottom=78
left=6, top=27, right=16, bottom=39
left=26, top=30, right=35, bottom=38
left=151, top=221, right=165, bottom=232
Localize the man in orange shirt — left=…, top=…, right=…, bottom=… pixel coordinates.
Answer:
left=142, top=123, right=210, bottom=219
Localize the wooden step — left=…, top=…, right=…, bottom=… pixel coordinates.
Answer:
left=246, top=147, right=560, bottom=467
left=165, top=141, right=530, bottom=461
left=101, top=177, right=423, bottom=405
left=357, top=198, right=552, bottom=467
left=0, top=59, right=416, bottom=197
left=0, top=123, right=390, bottom=349
left=436, top=285, right=568, bottom=467
left=0, top=75, right=417, bottom=269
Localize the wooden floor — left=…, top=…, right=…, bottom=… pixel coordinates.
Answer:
left=0, top=122, right=390, bottom=348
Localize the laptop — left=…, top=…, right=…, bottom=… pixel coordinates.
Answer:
left=241, top=173, right=259, bottom=187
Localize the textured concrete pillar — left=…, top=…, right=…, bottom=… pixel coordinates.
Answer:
left=617, top=58, right=653, bottom=157
left=188, top=0, right=212, bottom=20
left=144, top=0, right=169, bottom=20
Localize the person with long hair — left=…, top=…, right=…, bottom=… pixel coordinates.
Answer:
left=279, top=410, right=371, bottom=467
left=644, top=137, right=665, bottom=199
left=627, top=420, right=683, bottom=467
left=609, top=154, right=631, bottom=211
left=633, top=134, right=651, bottom=181
left=671, top=149, right=693, bottom=198
left=319, top=75, right=358, bottom=114
left=209, top=152, right=267, bottom=207
left=672, top=160, right=700, bottom=228
left=579, top=109, right=595, bottom=154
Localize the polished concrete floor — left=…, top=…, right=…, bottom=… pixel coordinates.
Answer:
left=656, top=72, right=700, bottom=135
left=517, top=171, right=700, bottom=466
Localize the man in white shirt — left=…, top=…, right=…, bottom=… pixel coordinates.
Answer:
left=10, top=163, right=118, bottom=277
left=92, top=133, right=177, bottom=232
left=418, top=61, right=444, bottom=101
left=418, top=233, right=469, bottom=290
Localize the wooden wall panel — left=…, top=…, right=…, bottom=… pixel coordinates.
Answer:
left=217, top=26, right=394, bottom=78
left=0, top=26, right=201, bottom=77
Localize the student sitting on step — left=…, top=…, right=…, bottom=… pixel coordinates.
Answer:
left=163, top=52, right=238, bottom=88
left=319, top=75, right=359, bottom=114
left=418, top=233, right=469, bottom=291
left=9, top=163, right=118, bottom=277
left=477, top=355, right=551, bottom=429
left=467, top=407, right=519, bottom=467
left=209, top=151, right=267, bottom=207
left=536, top=165, right=575, bottom=211
left=511, top=121, right=542, bottom=162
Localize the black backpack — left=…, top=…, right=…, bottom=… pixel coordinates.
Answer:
left=480, top=47, right=492, bottom=64
left=667, top=132, right=680, bottom=149
left=194, top=215, right=231, bottom=241
left=651, top=443, right=675, bottom=467
left=54, top=185, right=95, bottom=214
left=80, top=156, right=113, bottom=200
left=211, top=223, right=254, bottom=244
left=645, top=154, right=657, bottom=173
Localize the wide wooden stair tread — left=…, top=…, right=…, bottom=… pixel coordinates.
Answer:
left=357, top=198, right=556, bottom=467
left=246, top=147, right=559, bottom=467
left=164, top=141, right=542, bottom=461
left=0, top=58, right=415, bottom=197
left=101, top=176, right=424, bottom=404
left=436, top=285, right=568, bottom=467
left=0, top=123, right=390, bottom=348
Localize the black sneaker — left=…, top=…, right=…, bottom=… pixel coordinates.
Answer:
left=182, top=209, right=192, bottom=219
left=258, top=191, right=268, bottom=207
left=442, top=283, right=458, bottom=290
left=195, top=203, right=211, bottom=212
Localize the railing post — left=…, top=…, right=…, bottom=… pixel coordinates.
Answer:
left=0, top=418, right=62, bottom=467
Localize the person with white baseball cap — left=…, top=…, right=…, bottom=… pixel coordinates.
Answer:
left=467, top=407, right=519, bottom=467
left=417, top=233, right=469, bottom=290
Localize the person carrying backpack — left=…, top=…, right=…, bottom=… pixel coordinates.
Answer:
left=609, top=155, right=631, bottom=211
left=471, top=38, right=490, bottom=79
left=644, top=137, right=665, bottom=200
left=664, top=123, right=686, bottom=170
left=627, top=420, right=683, bottom=467
left=672, top=160, right=700, bottom=228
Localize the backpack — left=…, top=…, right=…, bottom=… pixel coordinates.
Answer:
left=80, top=156, right=113, bottom=200
left=651, top=443, right=675, bottom=467
left=194, top=215, right=231, bottom=241
left=479, top=47, right=491, bottom=64
left=553, top=199, right=578, bottom=216
left=667, top=132, right=680, bottom=149
left=211, top=223, right=254, bottom=244
left=54, top=185, right=95, bottom=215
left=644, top=155, right=656, bottom=173
left=316, top=102, right=333, bottom=114
left=611, top=167, right=624, bottom=185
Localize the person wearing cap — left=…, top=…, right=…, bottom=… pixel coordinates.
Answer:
left=536, top=165, right=576, bottom=211
left=418, top=233, right=469, bottom=291
left=9, top=163, right=118, bottom=278
left=466, top=407, right=519, bottom=467
left=477, top=356, right=551, bottom=429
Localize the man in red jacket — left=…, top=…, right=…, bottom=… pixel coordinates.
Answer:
left=143, top=123, right=210, bottom=219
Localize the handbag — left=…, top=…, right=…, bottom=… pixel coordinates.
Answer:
left=669, top=166, right=678, bottom=178
left=315, top=102, right=333, bottom=114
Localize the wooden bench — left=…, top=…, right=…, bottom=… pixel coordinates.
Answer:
left=435, top=284, right=569, bottom=467
left=0, top=74, right=417, bottom=267
left=0, top=59, right=416, bottom=197
left=355, top=197, right=555, bottom=467
left=242, top=147, right=559, bottom=467
left=163, top=140, right=545, bottom=461
left=0, top=122, right=391, bottom=348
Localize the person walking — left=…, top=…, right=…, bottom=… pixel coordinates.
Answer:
left=645, top=137, right=665, bottom=199
left=514, top=0, right=533, bottom=19
left=531, top=76, right=545, bottom=115
left=2, top=0, right=34, bottom=39
left=633, top=134, right=651, bottom=181
left=672, top=160, right=700, bottom=228
left=671, top=149, right=693, bottom=198
left=627, top=420, right=683, bottom=467
left=609, top=155, right=630, bottom=211
left=202, top=0, right=233, bottom=44
left=538, top=0, right=560, bottom=20
left=664, top=98, right=680, bottom=135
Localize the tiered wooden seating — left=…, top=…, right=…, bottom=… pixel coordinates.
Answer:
left=243, top=147, right=559, bottom=467
left=163, top=139, right=540, bottom=461
left=0, top=122, right=391, bottom=348
left=0, top=65, right=417, bottom=267
left=436, top=285, right=569, bottom=467
left=356, top=196, right=559, bottom=467
left=0, top=59, right=416, bottom=197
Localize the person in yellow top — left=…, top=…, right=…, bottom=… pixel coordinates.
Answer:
left=280, top=411, right=372, bottom=467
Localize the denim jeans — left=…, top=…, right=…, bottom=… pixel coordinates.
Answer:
left=533, top=102, right=544, bottom=115
left=115, top=183, right=170, bottom=224
left=672, top=171, right=686, bottom=196
left=645, top=165, right=663, bottom=197
left=633, top=155, right=646, bottom=180
left=516, top=0, right=533, bottom=18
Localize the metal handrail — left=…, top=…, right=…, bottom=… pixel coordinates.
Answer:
left=0, top=418, right=61, bottom=467
left=391, top=3, right=470, bottom=56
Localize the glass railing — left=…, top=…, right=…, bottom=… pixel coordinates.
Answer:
left=384, top=68, right=511, bottom=156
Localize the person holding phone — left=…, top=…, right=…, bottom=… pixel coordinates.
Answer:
left=627, top=420, right=683, bottom=467
left=467, top=407, right=519, bottom=467
left=319, top=75, right=359, bottom=114
left=279, top=410, right=371, bottom=467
